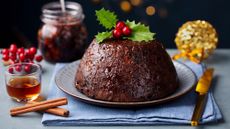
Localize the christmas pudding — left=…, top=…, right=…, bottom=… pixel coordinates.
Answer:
left=75, top=9, right=179, bottom=102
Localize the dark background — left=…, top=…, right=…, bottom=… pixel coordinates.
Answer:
left=0, top=0, right=229, bottom=48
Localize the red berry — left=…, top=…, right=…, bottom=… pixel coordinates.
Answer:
left=14, top=59, right=19, bottom=64
left=1, top=49, right=9, bottom=55
left=8, top=67, right=14, bottom=73
left=2, top=54, right=9, bottom=61
left=19, top=53, right=25, bottom=62
left=10, top=60, right=18, bottom=65
left=113, top=29, right=123, bottom=39
left=10, top=44, right=17, bottom=49
left=29, top=47, right=37, bottom=55
left=15, top=65, right=22, bottom=72
left=29, top=54, right=35, bottom=60
left=17, top=47, right=25, bottom=54
left=25, top=49, right=30, bottom=58
left=24, top=65, right=31, bottom=73
left=25, top=49, right=34, bottom=61
left=116, top=21, right=126, bottom=30
left=122, top=26, right=132, bottom=36
left=10, top=61, right=15, bottom=65
left=35, top=55, right=43, bottom=62
left=9, top=54, right=17, bottom=61
left=10, top=44, right=17, bottom=54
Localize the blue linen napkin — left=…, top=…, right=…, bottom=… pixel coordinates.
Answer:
left=42, top=61, right=222, bottom=126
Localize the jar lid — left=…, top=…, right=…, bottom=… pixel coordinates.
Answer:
left=41, top=1, right=85, bottom=25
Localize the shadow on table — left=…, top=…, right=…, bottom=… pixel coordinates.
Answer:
left=205, top=52, right=230, bottom=65
left=208, top=75, right=225, bottom=126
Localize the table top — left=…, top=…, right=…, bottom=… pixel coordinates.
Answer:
left=0, top=49, right=229, bottom=129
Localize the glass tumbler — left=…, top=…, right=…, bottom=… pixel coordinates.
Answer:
left=5, top=63, right=42, bottom=102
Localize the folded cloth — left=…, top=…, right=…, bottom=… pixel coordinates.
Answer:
left=42, top=61, right=222, bottom=126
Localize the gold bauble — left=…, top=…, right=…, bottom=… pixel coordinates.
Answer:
left=175, top=20, right=218, bottom=62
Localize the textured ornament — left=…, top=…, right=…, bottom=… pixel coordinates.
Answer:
left=174, top=20, right=218, bottom=63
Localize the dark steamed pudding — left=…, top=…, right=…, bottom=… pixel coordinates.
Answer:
left=75, top=39, right=179, bottom=102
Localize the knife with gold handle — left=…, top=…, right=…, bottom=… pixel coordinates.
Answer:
left=191, top=68, right=214, bottom=126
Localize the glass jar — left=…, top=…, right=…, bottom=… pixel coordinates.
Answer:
left=38, top=1, right=87, bottom=62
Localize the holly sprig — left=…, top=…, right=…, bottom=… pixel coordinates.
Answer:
left=95, top=8, right=117, bottom=30
left=95, top=8, right=155, bottom=44
left=95, top=31, right=112, bottom=43
left=125, top=20, right=155, bottom=42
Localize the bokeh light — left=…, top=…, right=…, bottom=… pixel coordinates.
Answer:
left=146, top=6, right=156, bottom=16
left=130, top=0, right=142, bottom=6
left=158, top=8, right=168, bottom=18
left=120, top=1, right=132, bottom=12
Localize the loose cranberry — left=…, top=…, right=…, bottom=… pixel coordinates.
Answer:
left=35, top=55, right=43, bottom=62
left=25, top=49, right=33, bottom=61
left=17, top=47, right=25, bottom=54
left=10, top=44, right=17, bottom=49
left=25, top=49, right=30, bottom=58
left=29, top=54, right=35, bottom=60
left=15, top=65, right=22, bottom=72
left=14, top=59, right=19, bottom=64
left=9, top=54, right=17, bottom=61
left=113, top=29, right=123, bottom=39
left=10, top=61, right=15, bottom=65
left=1, top=49, right=9, bottom=55
left=24, top=65, right=31, bottom=73
left=2, top=54, right=9, bottom=61
left=9, top=44, right=17, bottom=54
left=19, top=53, right=25, bottom=62
left=29, top=47, right=37, bottom=55
left=116, top=21, right=126, bottom=30
left=122, top=26, right=132, bottom=36
left=8, top=67, right=14, bottom=74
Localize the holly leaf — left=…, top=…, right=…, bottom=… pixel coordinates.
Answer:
left=95, top=31, right=112, bottom=44
left=125, top=20, right=155, bottom=42
left=96, top=8, right=118, bottom=29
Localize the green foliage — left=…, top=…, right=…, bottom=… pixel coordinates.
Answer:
left=125, top=20, right=155, bottom=42
left=95, top=8, right=118, bottom=29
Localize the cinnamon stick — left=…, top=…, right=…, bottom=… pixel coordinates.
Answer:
left=10, top=97, right=68, bottom=116
left=27, top=101, right=69, bottom=117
